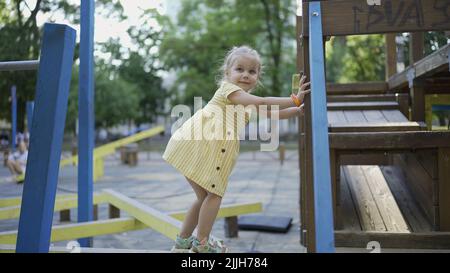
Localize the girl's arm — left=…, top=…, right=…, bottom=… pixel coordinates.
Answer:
left=228, top=91, right=296, bottom=110
left=228, top=77, right=310, bottom=110
left=260, top=105, right=304, bottom=120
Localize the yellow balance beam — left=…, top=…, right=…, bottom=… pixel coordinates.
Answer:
left=0, top=193, right=108, bottom=221
left=0, top=194, right=77, bottom=208
left=103, top=189, right=182, bottom=240
left=0, top=200, right=262, bottom=244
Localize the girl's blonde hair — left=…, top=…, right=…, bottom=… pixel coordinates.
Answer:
left=217, top=45, right=263, bottom=88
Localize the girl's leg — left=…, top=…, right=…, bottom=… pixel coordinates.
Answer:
left=179, top=177, right=207, bottom=238
left=6, top=160, right=22, bottom=175
left=196, top=191, right=222, bottom=242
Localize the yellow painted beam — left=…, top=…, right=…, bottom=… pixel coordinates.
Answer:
left=103, top=189, right=182, bottom=240
left=0, top=193, right=108, bottom=220
left=0, top=244, right=168, bottom=253
left=0, top=194, right=77, bottom=208
left=0, top=217, right=147, bottom=245
left=170, top=202, right=262, bottom=221
left=0, top=198, right=262, bottom=244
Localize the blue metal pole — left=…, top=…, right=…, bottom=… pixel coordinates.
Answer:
left=11, top=85, right=17, bottom=152
left=26, top=101, right=35, bottom=135
left=309, top=1, right=335, bottom=253
left=78, top=0, right=95, bottom=248
left=16, top=23, right=76, bottom=253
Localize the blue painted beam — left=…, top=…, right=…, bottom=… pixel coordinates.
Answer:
left=11, top=85, right=17, bottom=152
left=78, top=0, right=95, bottom=247
left=16, top=23, right=76, bottom=253
left=308, top=1, right=335, bottom=253
left=26, top=101, right=34, bottom=135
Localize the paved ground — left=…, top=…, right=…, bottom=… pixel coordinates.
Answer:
left=0, top=149, right=306, bottom=253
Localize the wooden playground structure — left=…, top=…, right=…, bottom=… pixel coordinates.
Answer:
left=298, top=0, right=450, bottom=252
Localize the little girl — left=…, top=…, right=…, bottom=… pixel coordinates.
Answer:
left=163, top=46, right=310, bottom=253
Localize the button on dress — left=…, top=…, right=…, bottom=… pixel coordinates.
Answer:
left=162, top=82, right=252, bottom=197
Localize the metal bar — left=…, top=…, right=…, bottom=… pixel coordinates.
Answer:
left=26, top=101, right=34, bottom=135
left=0, top=60, right=39, bottom=71
left=78, top=0, right=95, bottom=248
left=11, top=86, right=16, bottom=152
left=309, top=1, right=335, bottom=253
left=16, top=23, right=76, bottom=253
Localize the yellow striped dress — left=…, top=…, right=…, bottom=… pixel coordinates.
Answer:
left=162, top=82, right=252, bottom=197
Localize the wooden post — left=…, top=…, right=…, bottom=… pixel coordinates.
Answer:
left=16, top=23, right=76, bottom=253
left=409, top=32, right=425, bottom=121
left=224, top=216, right=239, bottom=238
left=410, top=78, right=426, bottom=122
left=439, top=148, right=450, bottom=231
left=279, top=142, right=285, bottom=165
left=385, top=33, right=397, bottom=80
left=109, top=204, right=120, bottom=219
left=60, top=210, right=71, bottom=222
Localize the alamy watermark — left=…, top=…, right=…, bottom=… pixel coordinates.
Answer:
left=170, top=97, right=282, bottom=151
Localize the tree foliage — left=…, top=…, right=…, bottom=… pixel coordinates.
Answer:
left=156, top=0, right=296, bottom=109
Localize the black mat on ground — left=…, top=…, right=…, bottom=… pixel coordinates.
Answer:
left=238, top=215, right=292, bottom=233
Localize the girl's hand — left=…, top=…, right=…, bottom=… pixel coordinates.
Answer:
left=297, top=103, right=305, bottom=115
left=297, top=74, right=311, bottom=102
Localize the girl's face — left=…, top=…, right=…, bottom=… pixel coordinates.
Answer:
left=226, top=55, right=260, bottom=92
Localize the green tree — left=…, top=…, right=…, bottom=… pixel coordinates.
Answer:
left=156, top=0, right=296, bottom=109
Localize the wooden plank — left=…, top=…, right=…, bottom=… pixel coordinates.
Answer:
left=340, top=153, right=392, bottom=166
left=16, top=23, right=77, bottom=253
left=388, top=44, right=450, bottom=90
left=326, top=82, right=388, bottom=95
left=392, top=154, right=437, bottom=227
left=330, top=131, right=450, bottom=150
left=329, top=122, right=424, bottom=133
left=381, top=110, right=408, bottom=122
left=438, top=148, right=450, bottom=231
left=338, top=167, right=362, bottom=231
left=335, top=231, right=450, bottom=249
left=380, top=166, right=432, bottom=232
left=327, top=111, right=347, bottom=125
left=327, top=95, right=396, bottom=103
left=343, top=166, right=386, bottom=231
left=303, top=0, right=450, bottom=36
left=416, top=150, right=438, bottom=180
left=343, top=110, right=366, bottom=123
left=360, top=166, right=410, bottom=233
left=328, top=101, right=399, bottom=111
left=362, top=110, right=387, bottom=123
left=410, top=32, right=424, bottom=64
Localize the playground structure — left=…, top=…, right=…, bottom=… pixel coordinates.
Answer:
left=298, top=0, right=450, bottom=252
